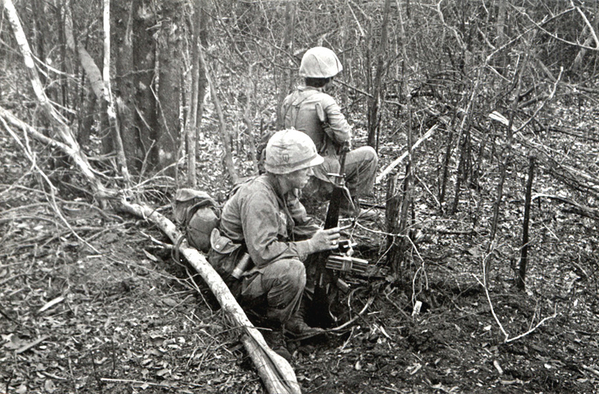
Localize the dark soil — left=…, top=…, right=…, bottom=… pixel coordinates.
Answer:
left=2, top=122, right=599, bottom=394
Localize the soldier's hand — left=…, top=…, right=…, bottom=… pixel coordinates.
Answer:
left=310, top=227, right=342, bottom=252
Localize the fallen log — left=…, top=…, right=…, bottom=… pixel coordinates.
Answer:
left=119, top=199, right=301, bottom=394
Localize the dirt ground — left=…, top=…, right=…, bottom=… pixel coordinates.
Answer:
left=2, top=125, right=599, bottom=394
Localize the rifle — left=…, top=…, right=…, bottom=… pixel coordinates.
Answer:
left=305, top=141, right=354, bottom=327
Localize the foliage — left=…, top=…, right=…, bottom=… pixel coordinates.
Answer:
left=2, top=0, right=599, bottom=393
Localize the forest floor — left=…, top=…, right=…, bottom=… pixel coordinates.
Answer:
left=2, top=122, right=599, bottom=394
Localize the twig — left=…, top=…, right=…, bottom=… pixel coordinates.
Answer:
left=68, top=357, right=79, bottom=394
left=473, top=242, right=509, bottom=341
left=504, top=307, right=557, bottom=344
left=1, top=117, right=56, bottom=193
left=0, top=308, right=15, bottom=322
left=472, top=247, right=557, bottom=343
left=329, top=296, right=375, bottom=332
left=384, top=287, right=410, bottom=319
left=99, top=378, right=175, bottom=388
left=15, top=335, right=49, bottom=354
left=0, top=274, right=26, bottom=288
left=37, top=296, right=65, bottom=314
left=516, top=6, right=597, bottom=51
left=1, top=117, right=101, bottom=253
left=513, top=68, right=563, bottom=134
left=582, top=365, right=599, bottom=377
left=414, top=173, right=441, bottom=210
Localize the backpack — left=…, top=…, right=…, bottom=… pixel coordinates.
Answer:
left=172, top=189, right=220, bottom=253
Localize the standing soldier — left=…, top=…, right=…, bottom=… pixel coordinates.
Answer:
left=208, top=129, right=343, bottom=360
left=281, top=46, right=378, bottom=218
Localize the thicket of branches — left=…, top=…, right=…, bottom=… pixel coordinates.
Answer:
left=1, top=0, right=598, bottom=275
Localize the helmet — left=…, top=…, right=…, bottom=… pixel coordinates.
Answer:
left=264, top=129, right=324, bottom=174
left=299, top=47, right=343, bottom=78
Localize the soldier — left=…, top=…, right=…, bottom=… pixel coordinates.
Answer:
left=208, top=129, right=342, bottom=360
left=281, top=46, right=378, bottom=217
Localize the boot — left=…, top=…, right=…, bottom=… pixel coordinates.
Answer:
left=262, top=328, right=292, bottom=362
left=284, top=316, right=325, bottom=340
left=284, top=299, right=326, bottom=340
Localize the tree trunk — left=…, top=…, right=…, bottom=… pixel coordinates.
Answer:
left=185, top=0, right=209, bottom=187
left=516, top=156, right=535, bottom=291
left=275, top=1, right=295, bottom=129
left=31, top=0, right=48, bottom=90
left=495, top=0, right=508, bottom=74
left=77, top=89, right=96, bottom=148
left=386, top=171, right=411, bottom=279
left=131, top=0, right=159, bottom=175
left=155, top=0, right=185, bottom=175
left=367, top=0, right=391, bottom=149
left=113, top=1, right=140, bottom=172
left=111, top=0, right=157, bottom=174
left=56, top=1, right=69, bottom=118
left=487, top=50, right=529, bottom=284
left=102, top=0, right=131, bottom=183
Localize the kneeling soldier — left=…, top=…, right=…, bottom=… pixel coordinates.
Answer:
left=209, top=129, right=342, bottom=360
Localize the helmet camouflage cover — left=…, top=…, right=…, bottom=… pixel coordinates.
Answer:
left=264, top=129, right=324, bottom=174
left=299, top=47, right=343, bottom=78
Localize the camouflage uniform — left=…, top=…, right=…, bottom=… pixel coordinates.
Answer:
left=281, top=86, right=378, bottom=200
left=209, top=174, right=320, bottom=325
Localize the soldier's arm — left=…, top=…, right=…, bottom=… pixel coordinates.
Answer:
left=322, top=94, right=352, bottom=145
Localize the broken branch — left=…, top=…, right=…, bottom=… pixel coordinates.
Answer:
left=376, top=124, right=439, bottom=184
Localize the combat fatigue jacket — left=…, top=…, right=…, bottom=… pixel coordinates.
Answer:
left=281, top=86, right=379, bottom=200
left=281, top=86, right=351, bottom=185
left=214, top=174, right=319, bottom=272
left=209, top=174, right=320, bottom=323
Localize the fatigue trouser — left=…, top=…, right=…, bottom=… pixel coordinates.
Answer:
left=345, top=146, right=378, bottom=197
left=240, top=258, right=306, bottom=325
left=305, top=146, right=378, bottom=201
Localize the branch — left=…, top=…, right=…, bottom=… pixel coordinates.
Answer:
left=575, top=6, right=599, bottom=50
left=504, top=308, right=557, bottom=344
left=2, top=0, right=110, bottom=201
left=119, top=200, right=300, bottom=394
left=0, top=116, right=101, bottom=254
left=532, top=193, right=599, bottom=220
left=472, top=245, right=557, bottom=344
left=0, top=106, right=113, bottom=201
left=485, top=6, right=577, bottom=64
left=375, top=124, right=439, bottom=184
left=517, top=6, right=598, bottom=51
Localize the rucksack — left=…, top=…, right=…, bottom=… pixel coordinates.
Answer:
left=172, top=189, right=220, bottom=253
